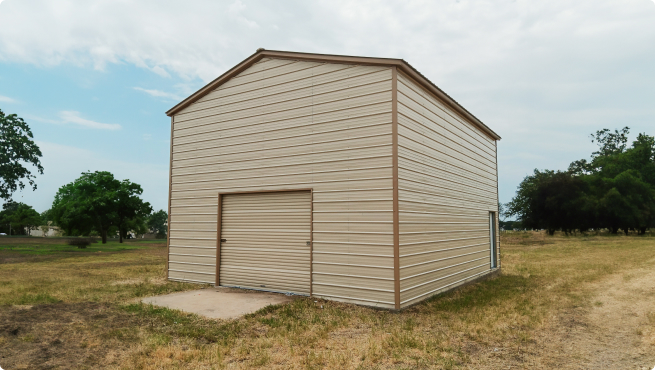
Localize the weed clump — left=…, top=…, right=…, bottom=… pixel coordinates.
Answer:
left=66, top=237, right=96, bottom=249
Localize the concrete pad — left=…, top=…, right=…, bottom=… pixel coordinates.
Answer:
left=141, top=287, right=296, bottom=319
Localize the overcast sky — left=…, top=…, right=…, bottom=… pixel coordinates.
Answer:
left=0, top=0, right=653, bottom=213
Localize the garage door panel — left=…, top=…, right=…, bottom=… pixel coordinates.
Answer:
left=221, top=252, right=310, bottom=261
left=221, top=247, right=310, bottom=254
left=221, top=216, right=310, bottom=223
left=221, top=242, right=309, bottom=249
left=221, top=234, right=309, bottom=240
left=221, top=256, right=310, bottom=266
left=220, top=277, right=310, bottom=292
left=219, top=190, right=311, bottom=295
left=222, top=230, right=309, bottom=235
left=221, top=266, right=310, bottom=276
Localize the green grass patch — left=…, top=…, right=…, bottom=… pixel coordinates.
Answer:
left=124, top=303, right=245, bottom=345
left=0, top=241, right=152, bottom=255
left=15, top=292, right=61, bottom=305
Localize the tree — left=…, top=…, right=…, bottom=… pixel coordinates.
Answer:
left=120, top=216, right=148, bottom=240
left=51, top=171, right=151, bottom=243
left=0, top=201, right=41, bottom=235
left=498, top=202, right=507, bottom=222
left=595, top=170, right=655, bottom=234
left=510, top=127, right=655, bottom=235
left=147, top=210, right=168, bottom=239
left=51, top=172, right=111, bottom=239
left=0, top=109, right=44, bottom=200
left=115, top=180, right=152, bottom=243
left=507, top=170, right=592, bottom=235
left=13, top=204, right=42, bottom=235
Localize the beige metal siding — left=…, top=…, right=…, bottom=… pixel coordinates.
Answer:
left=169, top=58, right=395, bottom=308
left=220, top=191, right=311, bottom=294
left=396, top=71, right=498, bottom=308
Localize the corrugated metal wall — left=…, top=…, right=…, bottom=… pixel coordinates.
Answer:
left=169, top=58, right=396, bottom=308
left=220, top=191, right=311, bottom=295
left=396, top=71, right=499, bottom=308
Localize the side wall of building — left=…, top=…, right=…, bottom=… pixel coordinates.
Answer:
left=169, top=58, right=396, bottom=308
left=396, top=71, right=499, bottom=308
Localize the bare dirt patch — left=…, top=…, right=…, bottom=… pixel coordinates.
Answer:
left=465, top=265, right=655, bottom=369
left=0, top=302, right=144, bottom=370
left=536, top=267, right=655, bottom=369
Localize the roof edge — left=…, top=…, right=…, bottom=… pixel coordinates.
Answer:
left=166, top=49, right=500, bottom=141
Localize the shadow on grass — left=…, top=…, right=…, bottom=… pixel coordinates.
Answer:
left=417, top=273, right=535, bottom=314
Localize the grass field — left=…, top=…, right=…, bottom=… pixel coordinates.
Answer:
left=0, top=233, right=654, bottom=369
left=0, top=238, right=152, bottom=256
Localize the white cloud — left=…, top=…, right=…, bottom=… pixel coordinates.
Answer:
left=0, top=1, right=652, bottom=85
left=59, top=111, right=121, bottom=130
left=0, top=0, right=653, bottom=202
left=228, top=0, right=260, bottom=29
left=24, top=114, right=60, bottom=125
left=143, top=133, right=152, bottom=141
left=150, top=65, right=170, bottom=78
left=133, top=87, right=182, bottom=101
left=0, top=95, right=17, bottom=103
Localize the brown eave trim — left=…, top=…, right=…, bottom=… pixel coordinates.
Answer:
left=165, top=50, right=264, bottom=117
left=166, top=49, right=500, bottom=141
left=166, top=116, right=173, bottom=280
left=217, top=188, right=313, bottom=196
left=392, top=66, right=401, bottom=310
left=215, top=193, right=222, bottom=286
left=395, top=68, right=500, bottom=141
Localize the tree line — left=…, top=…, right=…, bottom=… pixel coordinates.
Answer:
left=0, top=108, right=166, bottom=242
left=0, top=171, right=168, bottom=242
left=506, top=127, right=655, bottom=235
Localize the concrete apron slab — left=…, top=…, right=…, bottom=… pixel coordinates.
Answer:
left=141, top=287, right=297, bottom=320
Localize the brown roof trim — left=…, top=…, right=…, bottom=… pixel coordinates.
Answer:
left=166, top=49, right=501, bottom=140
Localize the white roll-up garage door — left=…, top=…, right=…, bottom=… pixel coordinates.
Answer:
left=219, top=191, right=311, bottom=295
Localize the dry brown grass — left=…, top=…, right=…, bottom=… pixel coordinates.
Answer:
left=1, top=232, right=654, bottom=369
left=0, top=242, right=197, bottom=305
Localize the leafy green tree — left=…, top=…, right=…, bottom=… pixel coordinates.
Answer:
left=624, top=133, right=655, bottom=187
left=507, top=170, right=592, bottom=235
left=0, top=109, right=44, bottom=200
left=147, top=210, right=168, bottom=239
left=13, top=204, right=42, bottom=235
left=51, top=171, right=116, bottom=241
left=0, top=201, right=19, bottom=234
left=120, top=215, right=148, bottom=240
left=512, top=127, right=655, bottom=235
left=115, top=180, right=152, bottom=243
left=595, top=170, right=655, bottom=234
left=0, top=201, right=41, bottom=235
left=51, top=171, right=151, bottom=243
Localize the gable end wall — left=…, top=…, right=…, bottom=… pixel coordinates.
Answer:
left=168, top=58, right=396, bottom=308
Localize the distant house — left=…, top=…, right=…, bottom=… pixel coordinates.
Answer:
left=165, top=50, right=501, bottom=309
left=27, top=222, right=62, bottom=237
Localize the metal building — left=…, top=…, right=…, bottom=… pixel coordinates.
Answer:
left=165, top=49, right=501, bottom=310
